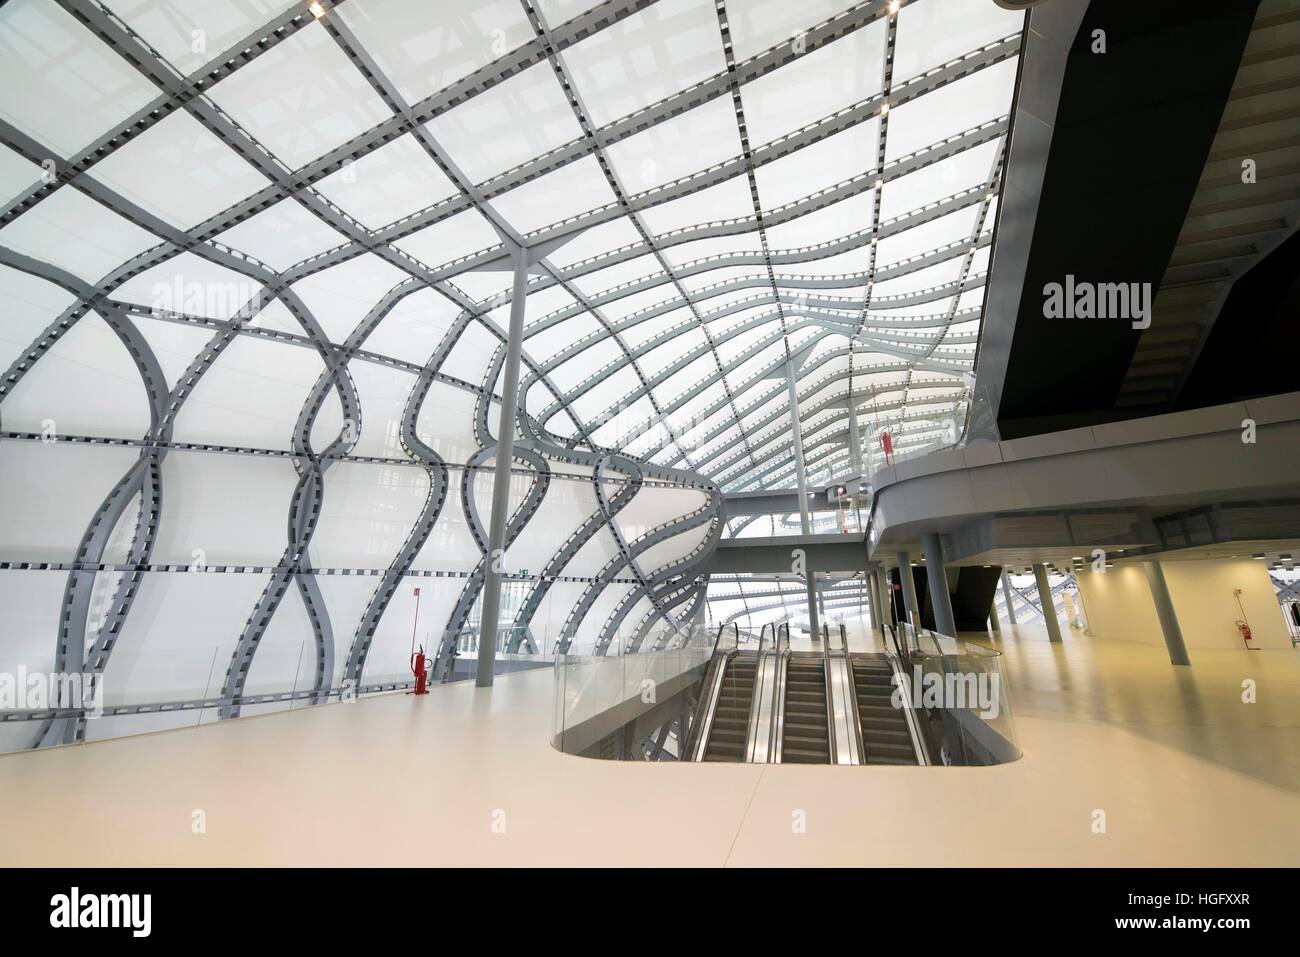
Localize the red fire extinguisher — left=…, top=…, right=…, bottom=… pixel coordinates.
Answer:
left=1232, top=589, right=1261, bottom=651
left=408, top=585, right=430, bottom=693
left=410, top=644, right=432, bottom=695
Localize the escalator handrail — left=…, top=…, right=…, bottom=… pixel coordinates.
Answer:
left=882, top=632, right=932, bottom=766
left=820, top=623, right=838, bottom=765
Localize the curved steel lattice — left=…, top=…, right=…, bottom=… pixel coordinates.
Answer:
left=0, top=0, right=1022, bottom=750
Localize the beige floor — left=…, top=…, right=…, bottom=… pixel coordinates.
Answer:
left=1, top=623, right=1297, bottom=867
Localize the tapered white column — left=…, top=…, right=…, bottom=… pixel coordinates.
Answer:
left=1033, top=563, right=1062, bottom=643
left=1001, top=572, right=1018, bottom=625
left=847, top=399, right=864, bottom=479
left=476, top=245, right=530, bottom=687
left=786, top=359, right=811, bottom=535
left=897, top=551, right=921, bottom=628
left=922, top=533, right=957, bottom=637
left=1144, top=560, right=1190, bottom=665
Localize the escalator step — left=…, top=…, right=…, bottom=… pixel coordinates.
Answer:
left=863, top=733, right=915, bottom=748
left=867, top=744, right=916, bottom=758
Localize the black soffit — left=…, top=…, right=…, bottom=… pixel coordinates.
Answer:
left=995, top=0, right=1259, bottom=440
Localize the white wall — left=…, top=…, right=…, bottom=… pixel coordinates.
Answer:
left=1076, top=558, right=1292, bottom=651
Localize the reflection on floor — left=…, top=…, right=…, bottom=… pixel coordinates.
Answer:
left=0, top=622, right=1296, bottom=866
left=985, top=623, right=1300, bottom=795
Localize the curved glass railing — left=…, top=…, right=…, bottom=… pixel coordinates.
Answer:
left=551, top=623, right=720, bottom=756
left=888, top=622, right=1020, bottom=765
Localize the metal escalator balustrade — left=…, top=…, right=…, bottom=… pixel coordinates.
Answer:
left=824, top=623, right=864, bottom=765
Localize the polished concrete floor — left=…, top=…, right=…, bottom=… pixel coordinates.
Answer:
left=1, top=622, right=1297, bottom=866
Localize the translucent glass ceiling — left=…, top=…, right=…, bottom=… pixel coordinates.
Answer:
left=0, top=0, right=1025, bottom=492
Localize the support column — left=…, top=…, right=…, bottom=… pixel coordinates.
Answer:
left=785, top=359, right=811, bottom=535
left=874, top=567, right=892, bottom=631
left=847, top=398, right=864, bottom=479
left=1032, top=563, right=1062, bottom=643
left=921, top=533, right=957, bottom=637
left=897, top=550, right=921, bottom=628
left=1001, top=572, right=1018, bottom=625
left=804, top=555, right=820, bottom=643
left=864, top=569, right=881, bottom=636
left=1143, top=560, right=1190, bottom=666
left=476, top=245, right=530, bottom=688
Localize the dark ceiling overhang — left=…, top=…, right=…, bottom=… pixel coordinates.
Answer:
left=990, top=0, right=1260, bottom=439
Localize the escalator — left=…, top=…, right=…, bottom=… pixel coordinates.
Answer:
left=702, top=652, right=758, bottom=761
left=780, top=655, right=831, bottom=763
left=851, top=654, right=919, bottom=765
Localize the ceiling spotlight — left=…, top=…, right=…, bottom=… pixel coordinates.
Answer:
left=875, top=178, right=884, bottom=190
left=309, top=1, right=326, bottom=18
left=888, top=1, right=901, bottom=13
left=880, top=101, right=890, bottom=116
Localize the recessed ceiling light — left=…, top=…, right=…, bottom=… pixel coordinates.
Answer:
left=1252, top=553, right=1266, bottom=560
left=309, top=1, right=326, bottom=18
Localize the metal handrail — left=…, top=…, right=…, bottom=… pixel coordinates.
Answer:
left=883, top=642, right=932, bottom=766
left=820, top=623, right=838, bottom=764
left=771, top=620, right=791, bottom=764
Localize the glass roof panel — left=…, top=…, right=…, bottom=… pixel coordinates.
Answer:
left=489, top=155, right=618, bottom=235
left=739, top=17, right=887, bottom=147
left=754, top=120, right=879, bottom=213
left=605, top=96, right=742, bottom=190
left=879, top=138, right=1001, bottom=222
left=893, top=0, right=1024, bottom=85
left=207, top=21, right=394, bottom=171
left=313, top=134, right=458, bottom=230
left=391, top=207, right=501, bottom=268
left=0, top=264, right=77, bottom=371
left=88, top=110, right=272, bottom=229
left=544, top=216, right=643, bottom=272
left=884, top=58, right=1017, bottom=162
left=337, top=0, right=534, bottom=105
left=638, top=172, right=754, bottom=238
left=0, top=0, right=161, bottom=157
left=290, top=251, right=409, bottom=343
left=726, top=0, right=864, bottom=62
left=762, top=194, right=872, bottom=250
left=561, top=0, right=728, bottom=129
left=661, top=231, right=764, bottom=268
left=214, top=197, right=348, bottom=271
left=0, top=145, right=43, bottom=208
left=0, top=186, right=161, bottom=283
left=424, top=61, right=584, bottom=185
left=105, top=0, right=300, bottom=77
